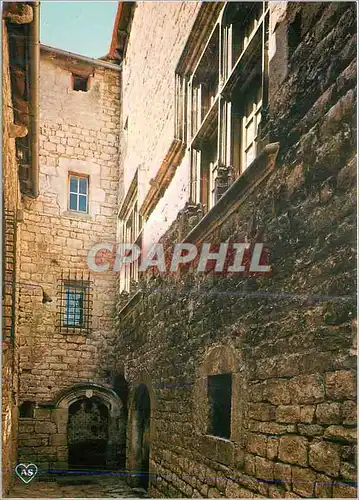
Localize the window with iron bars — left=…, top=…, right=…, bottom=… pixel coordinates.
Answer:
left=58, top=271, right=93, bottom=333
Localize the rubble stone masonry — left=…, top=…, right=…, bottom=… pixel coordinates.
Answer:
left=103, top=2, right=357, bottom=498
left=2, top=18, right=23, bottom=494
left=16, top=53, right=122, bottom=468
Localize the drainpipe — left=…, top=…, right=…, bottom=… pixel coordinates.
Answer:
left=29, top=1, right=40, bottom=198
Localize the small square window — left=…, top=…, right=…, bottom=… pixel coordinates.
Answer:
left=208, top=373, right=232, bottom=439
left=68, top=175, right=88, bottom=213
left=72, top=74, right=89, bottom=92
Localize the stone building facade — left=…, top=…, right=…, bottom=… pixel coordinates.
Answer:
left=14, top=47, right=124, bottom=472
left=2, top=2, right=39, bottom=493
left=99, top=1, right=357, bottom=498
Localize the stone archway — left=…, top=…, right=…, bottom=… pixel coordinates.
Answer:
left=52, top=383, right=123, bottom=471
left=67, top=396, right=109, bottom=470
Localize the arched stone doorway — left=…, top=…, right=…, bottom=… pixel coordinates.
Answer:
left=127, top=380, right=155, bottom=490
left=53, top=384, right=123, bottom=471
left=134, top=384, right=151, bottom=489
left=67, top=396, right=109, bottom=470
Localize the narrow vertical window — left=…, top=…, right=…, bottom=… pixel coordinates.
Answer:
left=69, top=175, right=89, bottom=213
left=175, top=74, right=187, bottom=142
left=241, top=83, right=262, bottom=171
left=208, top=373, right=232, bottom=439
left=118, top=174, right=142, bottom=293
left=59, top=273, right=92, bottom=333
left=64, top=285, right=84, bottom=327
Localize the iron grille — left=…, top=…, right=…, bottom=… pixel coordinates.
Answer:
left=2, top=209, right=17, bottom=344
left=58, top=271, right=93, bottom=334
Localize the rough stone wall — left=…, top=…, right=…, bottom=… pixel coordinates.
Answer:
left=2, top=19, right=22, bottom=494
left=107, top=2, right=357, bottom=498
left=17, top=55, right=122, bottom=466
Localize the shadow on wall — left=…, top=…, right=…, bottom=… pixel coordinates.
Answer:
left=113, top=374, right=129, bottom=469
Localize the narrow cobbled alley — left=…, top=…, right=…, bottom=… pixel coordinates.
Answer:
left=8, top=475, right=149, bottom=498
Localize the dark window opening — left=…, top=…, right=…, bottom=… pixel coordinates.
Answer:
left=19, top=401, right=35, bottom=418
left=288, top=12, right=301, bottom=58
left=72, top=74, right=89, bottom=92
left=208, top=373, right=232, bottom=439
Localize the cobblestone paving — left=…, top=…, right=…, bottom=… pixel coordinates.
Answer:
left=8, top=474, right=150, bottom=498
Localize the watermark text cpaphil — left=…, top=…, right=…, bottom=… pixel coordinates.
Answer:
left=87, top=242, right=271, bottom=276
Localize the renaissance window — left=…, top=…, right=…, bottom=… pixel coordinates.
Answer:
left=69, top=174, right=88, bottom=213
left=241, top=81, right=262, bottom=171
left=208, top=373, right=232, bottom=439
left=182, top=1, right=269, bottom=209
left=199, top=131, right=218, bottom=214
left=175, top=74, right=188, bottom=142
left=117, top=175, right=142, bottom=292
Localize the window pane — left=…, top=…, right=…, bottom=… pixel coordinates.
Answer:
left=78, top=195, right=87, bottom=212
left=69, top=176, right=78, bottom=193
left=79, top=177, right=88, bottom=194
left=69, top=193, right=78, bottom=210
left=245, top=144, right=255, bottom=169
left=64, top=289, right=84, bottom=326
left=246, top=118, right=255, bottom=146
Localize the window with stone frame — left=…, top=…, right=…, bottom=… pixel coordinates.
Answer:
left=180, top=1, right=269, bottom=207
left=193, top=345, right=243, bottom=463
left=68, top=174, right=89, bottom=213
left=58, top=271, right=93, bottom=333
left=117, top=175, right=142, bottom=292
left=71, top=73, right=90, bottom=92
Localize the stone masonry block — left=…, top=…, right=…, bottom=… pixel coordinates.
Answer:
left=292, top=466, right=316, bottom=497
left=290, top=374, right=325, bottom=404
left=34, top=421, right=56, bottom=435
left=316, top=402, right=342, bottom=424
left=247, top=433, right=267, bottom=457
left=309, top=440, right=341, bottom=476
left=278, top=435, right=308, bottom=466
left=276, top=405, right=301, bottom=423
left=325, top=371, right=356, bottom=400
